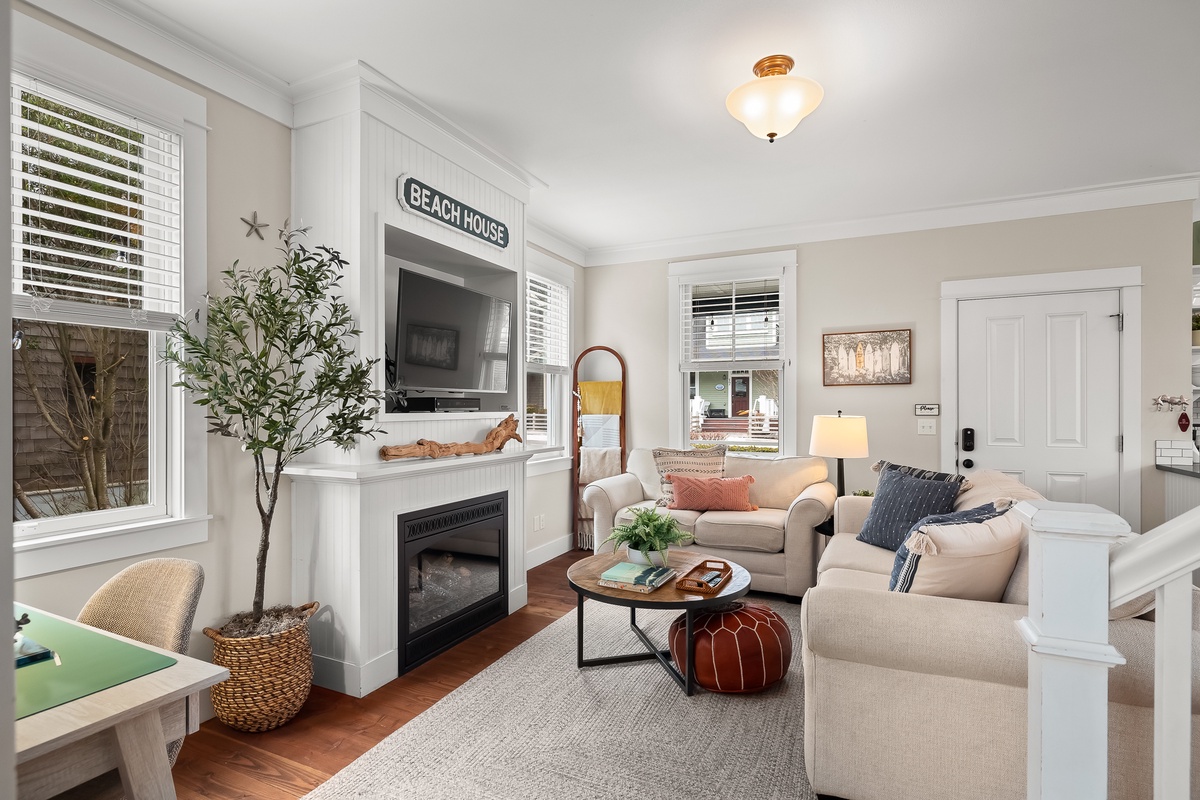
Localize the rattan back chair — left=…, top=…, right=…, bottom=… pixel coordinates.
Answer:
left=77, top=557, right=205, bottom=770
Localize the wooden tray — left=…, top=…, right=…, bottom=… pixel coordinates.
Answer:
left=674, top=559, right=732, bottom=595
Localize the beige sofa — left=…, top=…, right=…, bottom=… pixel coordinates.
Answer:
left=801, top=469, right=1200, bottom=800
left=582, top=448, right=836, bottom=597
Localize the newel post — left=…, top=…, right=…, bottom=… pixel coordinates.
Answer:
left=1013, top=500, right=1131, bottom=800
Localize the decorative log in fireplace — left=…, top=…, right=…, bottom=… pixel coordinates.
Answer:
left=397, top=492, right=508, bottom=672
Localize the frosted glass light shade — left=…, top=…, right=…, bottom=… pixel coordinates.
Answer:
left=809, top=414, right=869, bottom=459
left=726, top=74, right=824, bottom=142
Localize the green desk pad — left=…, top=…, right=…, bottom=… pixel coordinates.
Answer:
left=14, top=603, right=176, bottom=720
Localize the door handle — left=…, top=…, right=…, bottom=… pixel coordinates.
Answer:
left=961, top=427, right=975, bottom=452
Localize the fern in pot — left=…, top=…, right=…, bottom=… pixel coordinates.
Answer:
left=600, top=506, right=694, bottom=566
left=162, top=226, right=381, bottom=731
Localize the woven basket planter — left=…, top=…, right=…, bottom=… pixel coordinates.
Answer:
left=204, top=601, right=319, bottom=732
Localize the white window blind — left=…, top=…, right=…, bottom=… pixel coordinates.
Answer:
left=680, top=278, right=781, bottom=370
left=526, top=273, right=570, bottom=373
left=11, top=74, right=183, bottom=318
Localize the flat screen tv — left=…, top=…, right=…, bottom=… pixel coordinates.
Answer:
left=388, top=268, right=511, bottom=395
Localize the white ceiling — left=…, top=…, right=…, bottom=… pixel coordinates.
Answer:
left=75, top=0, right=1200, bottom=261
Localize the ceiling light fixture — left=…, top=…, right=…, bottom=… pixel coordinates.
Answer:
left=725, top=55, right=823, bottom=143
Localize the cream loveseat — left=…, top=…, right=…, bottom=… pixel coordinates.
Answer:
left=801, top=469, right=1200, bottom=800
left=582, top=448, right=836, bottom=597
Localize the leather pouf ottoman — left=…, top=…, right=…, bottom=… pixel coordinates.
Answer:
left=668, top=601, right=792, bottom=693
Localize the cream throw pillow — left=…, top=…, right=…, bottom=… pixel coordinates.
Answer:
left=891, top=511, right=1025, bottom=602
left=724, top=455, right=826, bottom=510
left=651, top=446, right=726, bottom=507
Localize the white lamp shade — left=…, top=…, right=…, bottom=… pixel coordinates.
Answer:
left=809, top=414, right=869, bottom=459
left=725, top=74, right=824, bottom=141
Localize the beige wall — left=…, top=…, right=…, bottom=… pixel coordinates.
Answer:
left=583, top=202, right=1193, bottom=531
left=13, top=4, right=295, bottom=665
left=526, top=468, right=573, bottom=556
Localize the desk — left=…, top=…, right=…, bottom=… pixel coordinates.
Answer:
left=14, top=604, right=228, bottom=800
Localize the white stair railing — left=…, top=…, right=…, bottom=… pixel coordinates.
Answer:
left=1020, top=499, right=1199, bottom=800
left=1109, top=505, right=1200, bottom=799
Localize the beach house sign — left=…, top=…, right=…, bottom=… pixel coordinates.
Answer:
left=397, top=175, right=510, bottom=248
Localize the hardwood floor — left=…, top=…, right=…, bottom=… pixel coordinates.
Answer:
left=171, top=550, right=586, bottom=799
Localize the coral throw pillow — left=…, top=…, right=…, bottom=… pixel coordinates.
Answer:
left=666, top=474, right=757, bottom=512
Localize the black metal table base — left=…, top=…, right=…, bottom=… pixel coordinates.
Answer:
left=575, top=596, right=696, bottom=695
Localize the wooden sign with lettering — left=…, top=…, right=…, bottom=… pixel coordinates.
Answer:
left=397, top=175, right=509, bottom=248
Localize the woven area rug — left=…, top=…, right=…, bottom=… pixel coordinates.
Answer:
left=303, top=596, right=815, bottom=800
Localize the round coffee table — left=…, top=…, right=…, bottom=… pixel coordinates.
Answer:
left=566, top=550, right=751, bottom=696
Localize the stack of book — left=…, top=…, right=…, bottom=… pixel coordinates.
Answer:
left=596, top=562, right=676, bottom=594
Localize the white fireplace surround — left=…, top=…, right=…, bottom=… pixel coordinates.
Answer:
left=287, top=442, right=531, bottom=697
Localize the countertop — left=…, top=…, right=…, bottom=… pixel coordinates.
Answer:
left=1157, top=463, right=1200, bottom=479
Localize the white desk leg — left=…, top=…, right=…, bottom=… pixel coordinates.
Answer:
left=112, top=710, right=175, bottom=800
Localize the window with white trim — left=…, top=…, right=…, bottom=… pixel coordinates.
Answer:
left=679, top=277, right=782, bottom=453
left=11, top=74, right=180, bottom=536
left=524, top=271, right=570, bottom=451
left=10, top=13, right=208, bottom=579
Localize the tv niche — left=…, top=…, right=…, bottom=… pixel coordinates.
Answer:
left=385, top=267, right=512, bottom=412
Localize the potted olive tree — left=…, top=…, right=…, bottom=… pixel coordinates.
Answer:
left=600, top=506, right=694, bottom=566
left=163, top=226, right=381, bottom=732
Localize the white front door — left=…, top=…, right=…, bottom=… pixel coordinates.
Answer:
left=956, top=290, right=1122, bottom=512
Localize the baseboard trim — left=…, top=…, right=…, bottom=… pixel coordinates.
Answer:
left=526, top=534, right=573, bottom=569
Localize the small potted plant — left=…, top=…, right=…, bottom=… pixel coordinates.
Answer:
left=600, top=506, right=694, bottom=566
left=1192, top=312, right=1200, bottom=346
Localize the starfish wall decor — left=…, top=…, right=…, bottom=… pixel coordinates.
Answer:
left=240, top=211, right=269, bottom=239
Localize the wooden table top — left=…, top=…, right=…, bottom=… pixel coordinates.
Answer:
left=15, top=605, right=229, bottom=763
left=567, top=550, right=751, bottom=610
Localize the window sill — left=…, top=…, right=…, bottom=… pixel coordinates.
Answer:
left=526, top=452, right=571, bottom=477
left=14, top=515, right=212, bottom=580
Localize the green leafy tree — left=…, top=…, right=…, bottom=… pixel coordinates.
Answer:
left=163, top=228, right=382, bottom=622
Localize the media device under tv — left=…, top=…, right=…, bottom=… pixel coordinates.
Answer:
left=389, top=268, right=512, bottom=397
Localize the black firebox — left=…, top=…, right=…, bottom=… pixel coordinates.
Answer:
left=397, top=492, right=508, bottom=672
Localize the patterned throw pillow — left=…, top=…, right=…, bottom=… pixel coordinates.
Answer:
left=666, top=474, right=757, bottom=512
left=889, top=502, right=1011, bottom=590
left=888, top=502, right=1024, bottom=602
left=652, top=446, right=726, bottom=507
left=873, top=459, right=970, bottom=491
left=856, top=470, right=961, bottom=551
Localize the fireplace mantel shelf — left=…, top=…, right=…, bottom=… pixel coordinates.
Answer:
left=283, top=448, right=535, bottom=484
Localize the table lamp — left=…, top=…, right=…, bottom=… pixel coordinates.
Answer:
left=809, top=410, right=869, bottom=498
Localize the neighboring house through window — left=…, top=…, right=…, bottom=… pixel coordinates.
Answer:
left=10, top=15, right=208, bottom=578
left=524, top=252, right=572, bottom=457
left=668, top=250, right=797, bottom=454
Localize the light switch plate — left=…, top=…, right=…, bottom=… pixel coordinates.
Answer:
left=917, top=418, right=937, bottom=436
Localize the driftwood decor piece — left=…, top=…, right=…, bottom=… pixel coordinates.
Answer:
left=379, top=414, right=523, bottom=461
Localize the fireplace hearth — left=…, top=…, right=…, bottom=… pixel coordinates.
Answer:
left=398, top=492, right=508, bottom=672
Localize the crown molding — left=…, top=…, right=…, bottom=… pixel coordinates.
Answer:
left=20, top=0, right=294, bottom=125
left=525, top=221, right=587, bottom=266
left=583, top=174, right=1200, bottom=267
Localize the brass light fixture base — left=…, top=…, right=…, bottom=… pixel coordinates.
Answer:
left=752, top=55, right=795, bottom=78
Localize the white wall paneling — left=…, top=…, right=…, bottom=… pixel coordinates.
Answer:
left=1163, top=471, right=1200, bottom=522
